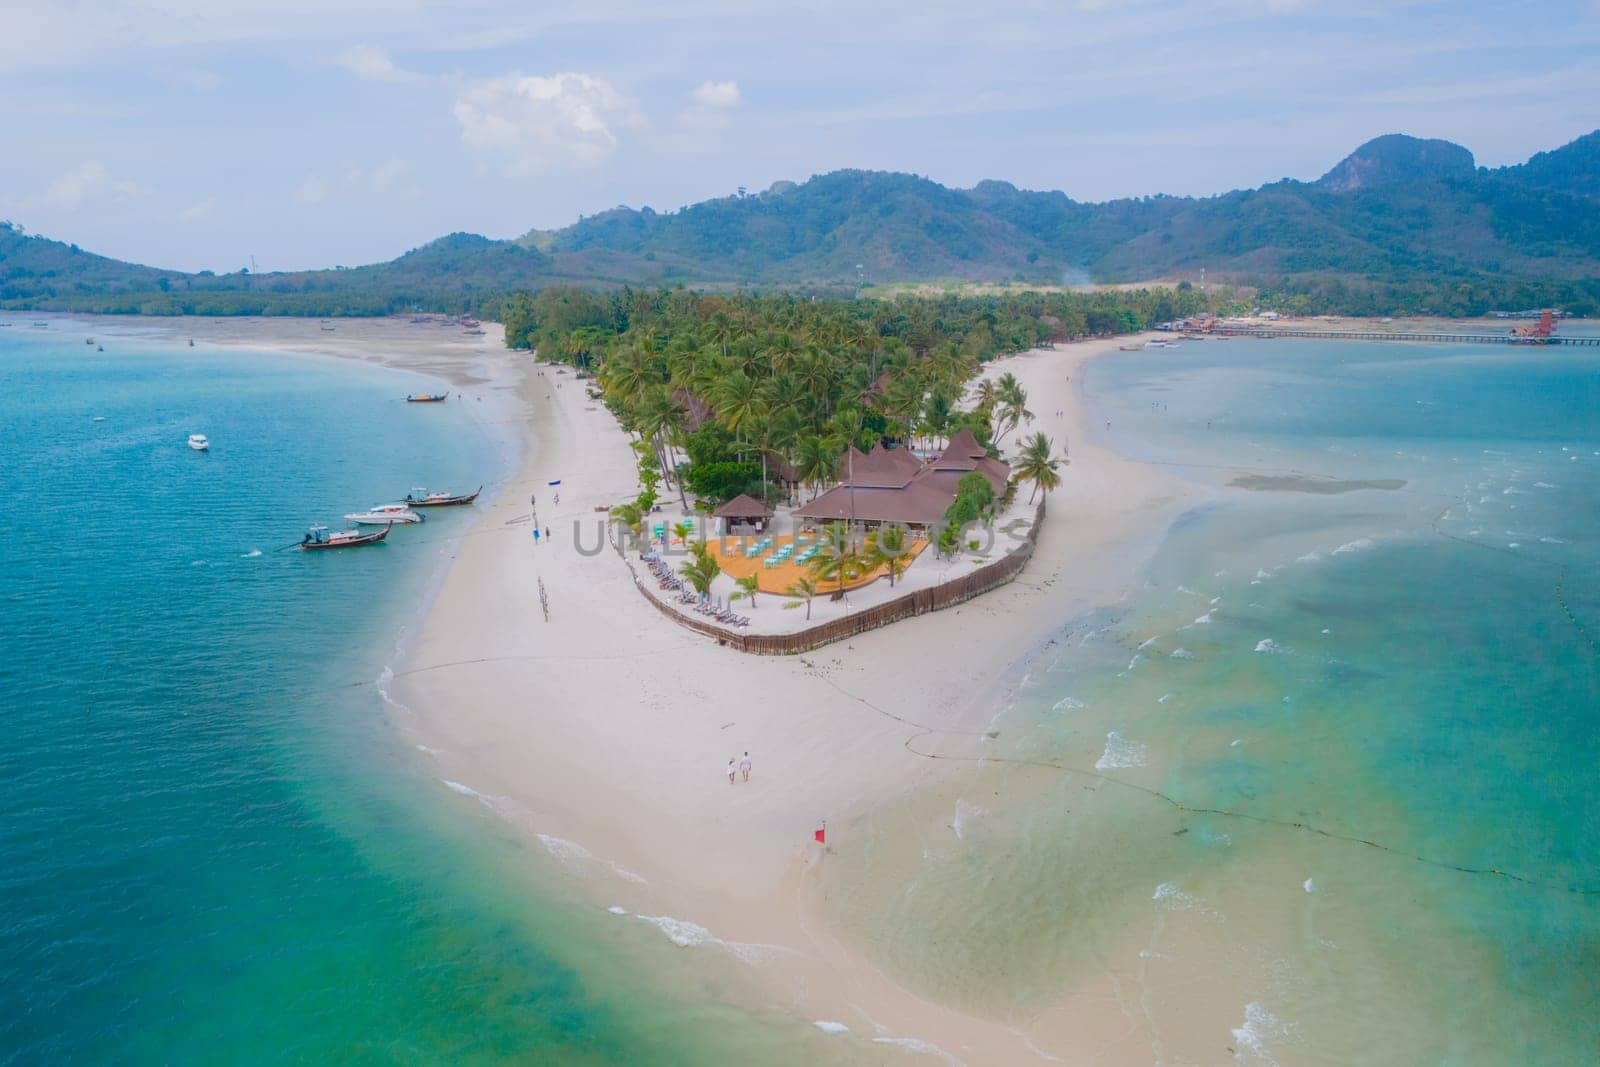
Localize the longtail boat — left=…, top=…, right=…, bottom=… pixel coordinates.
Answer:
left=300, top=523, right=391, bottom=550
left=405, top=392, right=450, bottom=403
left=404, top=485, right=482, bottom=507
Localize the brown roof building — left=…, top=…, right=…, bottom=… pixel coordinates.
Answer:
left=713, top=493, right=774, bottom=520
left=795, top=438, right=1010, bottom=527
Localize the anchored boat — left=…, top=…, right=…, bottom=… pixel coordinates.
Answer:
left=300, top=524, right=391, bottom=550
left=344, top=503, right=423, bottom=525
left=405, top=392, right=450, bottom=403
left=404, top=485, right=482, bottom=507
left=188, top=434, right=210, bottom=451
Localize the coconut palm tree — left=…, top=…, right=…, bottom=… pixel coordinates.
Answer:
left=734, top=572, right=760, bottom=608
left=972, top=377, right=997, bottom=415
left=679, top=542, right=721, bottom=596
left=610, top=501, right=643, bottom=537
left=992, top=373, right=1034, bottom=449
left=787, top=575, right=819, bottom=620
left=808, top=521, right=865, bottom=600
left=1015, top=431, right=1065, bottom=503
left=712, top=371, right=766, bottom=440
left=867, top=522, right=912, bottom=587
left=794, top=434, right=838, bottom=500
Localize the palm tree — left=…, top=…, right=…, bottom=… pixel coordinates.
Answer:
left=972, top=377, right=997, bottom=415
left=992, top=372, right=1033, bottom=448
left=679, top=542, right=721, bottom=596
left=808, top=521, right=864, bottom=600
left=794, top=434, right=838, bottom=500
left=922, top=389, right=955, bottom=450
left=735, top=572, right=760, bottom=608
left=787, top=575, right=819, bottom=620
left=867, top=522, right=911, bottom=587
left=1015, top=432, right=1065, bottom=503
left=712, top=372, right=767, bottom=440
left=609, top=501, right=645, bottom=547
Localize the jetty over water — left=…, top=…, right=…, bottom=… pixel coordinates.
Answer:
left=1200, top=326, right=1599, bottom=347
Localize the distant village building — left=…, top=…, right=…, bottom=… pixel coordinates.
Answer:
left=794, top=429, right=1010, bottom=528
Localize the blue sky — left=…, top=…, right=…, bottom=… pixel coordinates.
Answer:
left=2, top=0, right=1596, bottom=273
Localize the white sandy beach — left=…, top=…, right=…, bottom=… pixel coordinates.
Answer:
left=380, top=326, right=1197, bottom=1059
left=91, top=313, right=1204, bottom=1060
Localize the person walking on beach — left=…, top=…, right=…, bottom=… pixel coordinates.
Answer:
left=726, top=757, right=737, bottom=784
left=739, top=751, right=752, bottom=782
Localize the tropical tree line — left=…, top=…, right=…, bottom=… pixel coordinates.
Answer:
left=506, top=286, right=1164, bottom=508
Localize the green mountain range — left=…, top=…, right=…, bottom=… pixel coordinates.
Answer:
left=3, top=130, right=1598, bottom=316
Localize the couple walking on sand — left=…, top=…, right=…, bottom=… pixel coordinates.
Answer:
left=726, top=752, right=752, bottom=783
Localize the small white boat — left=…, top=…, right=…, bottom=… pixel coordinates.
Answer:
left=344, top=503, right=423, bottom=525
left=188, top=434, right=210, bottom=451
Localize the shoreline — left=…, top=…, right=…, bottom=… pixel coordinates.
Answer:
left=38, top=313, right=1205, bottom=1058
left=385, top=326, right=1203, bottom=1059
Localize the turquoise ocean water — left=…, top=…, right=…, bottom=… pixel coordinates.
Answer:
left=0, top=325, right=831, bottom=1064
left=828, top=333, right=1600, bottom=1063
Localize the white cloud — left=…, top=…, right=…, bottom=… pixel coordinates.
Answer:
left=38, top=162, right=148, bottom=211
left=295, top=174, right=332, bottom=205
left=176, top=197, right=216, bottom=222
left=370, top=158, right=409, bottom=193
left=453, top=72, right=634, bottom=174
left=691, top=80, right=741, bottom=108
left=294, top=158, right=414, bottom=204
left=334, top=43, right=432, bottom=85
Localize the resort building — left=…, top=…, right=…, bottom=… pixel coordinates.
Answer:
left=794, top=429, right=1010, bottom=528
left=712, top=493, right=775, bottom=534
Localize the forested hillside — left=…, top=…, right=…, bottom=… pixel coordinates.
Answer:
left=3, top=130, right=1597, bottom=317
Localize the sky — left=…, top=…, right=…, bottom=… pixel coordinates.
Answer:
left=1, top=0, right=1597, bottom=273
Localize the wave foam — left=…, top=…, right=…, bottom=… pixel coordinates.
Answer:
left=1254, top=638, right=1282, bottom=654
left=1232, top=1001, right=1294, bottom=1065
left=536, top=833, right=594, bottom=866
left=1052, top=696, right=1085, bottom=711
left=1170, top=647, right=1194, bottom=660
left=813, top=1021, right=849, bottom=1034
left=1332, top=538, right=1374, bottom=555
left=635, top=914, right=775, bottom=964
left=1152, top=881, right=1199, bottom=909
left=952, top=798, right=984, bottom=840
left=637, top=914, right=717, bottom=948
left=872, top=1036, right=961, bottom=1063
left=1096, top=730, right=1148, bottom=770
left=607, top=905, right=628, bottom=915
left=242, top=548, right=262, bottom=558
left=441, top=779, right=498, bottom=810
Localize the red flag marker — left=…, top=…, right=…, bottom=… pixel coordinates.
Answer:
left=814, top=822, right=826, bottom=845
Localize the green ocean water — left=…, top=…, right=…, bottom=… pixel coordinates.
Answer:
left=0, top=324, right=837, bottom=1065
left=826, top=337, right=1600, bottom=1063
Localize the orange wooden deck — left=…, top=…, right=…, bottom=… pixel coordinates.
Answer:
left=707, top=534, right=928, bottom=595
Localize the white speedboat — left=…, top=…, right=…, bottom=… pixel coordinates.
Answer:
left=343, top=503, right=423, bottom=525
left=188, top=434, right=210, bottom=451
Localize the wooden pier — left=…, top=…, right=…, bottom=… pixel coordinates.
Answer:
left=1201, top=327, right=1599, bottom=347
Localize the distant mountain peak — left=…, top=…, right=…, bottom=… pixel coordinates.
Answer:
left=1317, top=134, right=1475, bottom=192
